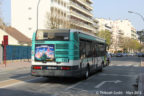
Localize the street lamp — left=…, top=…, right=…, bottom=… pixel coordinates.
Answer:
left=37, top=0, right=41, bottom=30
left=128, top=11, right=144, bottom=43
left=128, top=11, right=144, bottom=22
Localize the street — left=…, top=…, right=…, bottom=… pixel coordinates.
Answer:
left=0, top=57, right=142, bottom=96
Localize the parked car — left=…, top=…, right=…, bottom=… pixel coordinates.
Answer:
left=128, top=53, right=135, bottom=56
left=111, top=53, right=116, bottom=57
left=122, top=53, right=128, bottom=56
left=116, top=53, right=123, bottom=57
left=137, top=53, right=144, bottom=57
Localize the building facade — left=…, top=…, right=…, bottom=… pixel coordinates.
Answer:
left=95, top=18, right=113, bottom=33
left=11, top=0, right=69, bottom=39
left=0, top=27, right=31, bottom=64
left=94, top=18, right=138, bottom=53
left=70, top=0, right=94, bottom=34
left=11, top=0, right=94, bottom=39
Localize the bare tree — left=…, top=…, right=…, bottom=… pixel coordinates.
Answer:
left=45, top=12, right=60, bottom=29
left=45, top=12, right=70, bottom=29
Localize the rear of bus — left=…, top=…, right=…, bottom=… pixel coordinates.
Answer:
left=31, top=29, right=80, bottom=77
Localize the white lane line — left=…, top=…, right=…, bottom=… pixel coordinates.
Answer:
left=110, top=64, right=136, bottom=67
left=65, top=70, right=103, bottom=91
left=95, top=80, right=122, bottom=88
left=0, top=74, right=31, bottom=83
left=101, top=73, right=137, bottom=77
left=0, top=77, right=43, bottom=88
left=64, top=80, right=82, bottom=91
left=0, top=69, right=30, bottom=75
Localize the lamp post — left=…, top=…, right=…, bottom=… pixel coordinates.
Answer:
left=128, top=11, right=144, bottom=21
left=128, top=11, right=144, bottom=52
left=128, top=11, right=144, bottom=42
left=37, top=0, right=41, bottom=30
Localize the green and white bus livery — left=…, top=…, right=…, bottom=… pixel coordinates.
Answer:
left=31, top=29, right=107, bottom=79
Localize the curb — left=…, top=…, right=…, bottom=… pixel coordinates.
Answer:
left=138, top=58, right=144, bottom=96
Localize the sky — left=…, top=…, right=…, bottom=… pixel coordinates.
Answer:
left=92, top=0, right=144, bottom=31
left=0, top=0, right=11, bottom=25
left=0, top=0, right=144, bottom=31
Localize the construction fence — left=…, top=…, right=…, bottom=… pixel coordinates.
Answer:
left=0, top=45, right=31, bottom=63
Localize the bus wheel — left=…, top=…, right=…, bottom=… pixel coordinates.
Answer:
left=84, top=67, right=89, bottom=80
left=99, top=63, right=103, bottom=72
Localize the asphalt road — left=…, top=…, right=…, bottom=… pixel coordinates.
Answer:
left=0, top=56, right=142, bottom=96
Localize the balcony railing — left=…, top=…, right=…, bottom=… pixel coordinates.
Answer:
left=70, top=1, right=93, bottom=17
left=118, top=32, right=124, bottom=35
left=71, top=20, right=94, bottom=31
left=70, top=10, right=93, bottom=24
left=76, top=0, right=93, bottom=10
left=87, top=0, right=93, bottom=4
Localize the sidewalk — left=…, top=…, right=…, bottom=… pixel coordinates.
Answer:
left=138, top=58, right=144, bottom=96
left=0, top=61, right=31, bottom=72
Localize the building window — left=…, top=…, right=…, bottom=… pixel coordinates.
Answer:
left=28, top=7, right=32, bottom=10
left=28, top=17, right=32, bottom=20
left=28, top=27, right=32, bottom=30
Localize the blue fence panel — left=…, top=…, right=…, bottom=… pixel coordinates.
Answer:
left=6, top=45, right=31, bottom=60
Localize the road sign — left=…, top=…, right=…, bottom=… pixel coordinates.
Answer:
left=3, top=35, right=8, bottom=45
left=2, top=35, right=8, bottom=67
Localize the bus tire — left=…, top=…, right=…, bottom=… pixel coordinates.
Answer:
left=84, top=66, right=90, bottom=80
left=99, top=62, right=103, bottom=72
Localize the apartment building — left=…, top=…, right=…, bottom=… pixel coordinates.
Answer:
left=11, top=0, right=94, bottom=39
left=131, top=27, right=137, bottom=40
left=70, top=0, right=94, bottom=34
left=94, top=18, right=138, bottom=53
left=93, top=19, right=99, bottom=34
left=95, top=18, right=113, bottom=32
left=11, top=0, right=69, bottom=39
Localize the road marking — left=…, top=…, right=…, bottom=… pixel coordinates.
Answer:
left=95, top=80, right=122, bottom=88
left=0, top=79, right=22, bottom=88
left=0, top=76, right=43, bottom=88
left=101, top=73, right=137, bottom=77
left=65, top=69, right=106, bottom=91
left=65, top=80, right=82, bottom=91
left=110, top=64, right=138, bottom=67
left=0, top=69, right=30, bottom=75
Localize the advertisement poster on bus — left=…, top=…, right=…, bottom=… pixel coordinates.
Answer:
left=35, top=45, right=54, bottom=61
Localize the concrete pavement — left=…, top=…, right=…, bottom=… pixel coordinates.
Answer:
left=0, top=61, right=31, bottom=72
left=0, top=57, right=141, bottom=96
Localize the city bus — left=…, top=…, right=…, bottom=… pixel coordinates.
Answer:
left=31, top=29, right=107, bottom=79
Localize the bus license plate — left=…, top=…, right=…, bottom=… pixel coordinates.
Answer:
left=47, top=67, right=57, bottom=70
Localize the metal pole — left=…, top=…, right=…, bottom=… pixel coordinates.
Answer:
left=128, top=11, right=144, bottom=22
left=3, top=45, right=6, bottom=67
left=37, top=0, right=41, bottom=30
left=128, top=11, right=144, bottom=51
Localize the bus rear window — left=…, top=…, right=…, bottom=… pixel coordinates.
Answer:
left=36, top=30, right=69, bottom=41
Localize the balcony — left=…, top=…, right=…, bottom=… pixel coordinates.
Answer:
left=118, top=32, right=124, bottom=35
left=70, top=10, right=93, bottom=24
left=76, top=0, right=93, bottom=10
left=51, top=3, right=69, bottom=12
left=70, top=1, right=93, bottom=17
left=131, top=33, right=136, bottom=37
left=71, top=20, right=94, bottom=31
left=87, top=0, right=93, bottom=4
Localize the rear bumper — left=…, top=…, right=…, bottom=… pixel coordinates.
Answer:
left=31, top=66, right=82, bottom=78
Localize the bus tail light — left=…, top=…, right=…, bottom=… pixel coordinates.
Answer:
left=61, top=66, right=70, bottom=70
left=33, top=66, right=42, bottom=70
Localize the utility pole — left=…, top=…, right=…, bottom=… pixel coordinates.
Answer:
left=37, top=0, right=41, bottom=30
left=128, top=11, right=144, bottom=51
